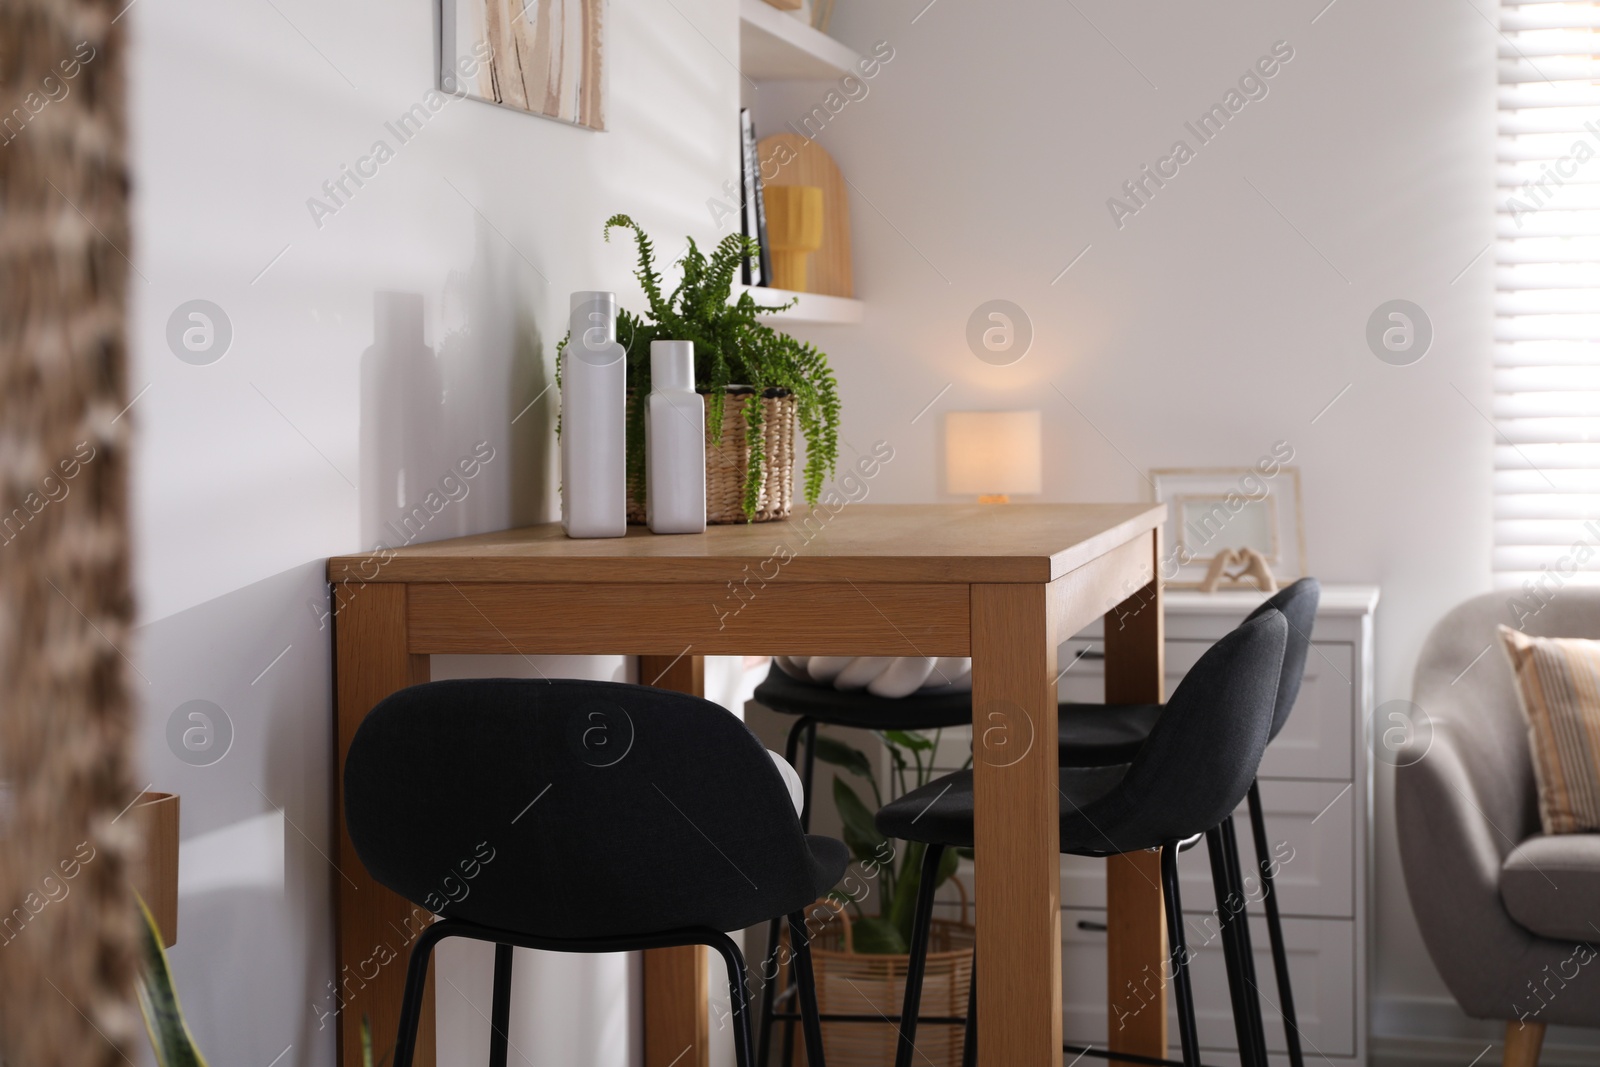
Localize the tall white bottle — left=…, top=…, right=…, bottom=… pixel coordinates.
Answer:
left=561, top=292, right=626, bottom=538
left=646, top=340, right=707, bottom=534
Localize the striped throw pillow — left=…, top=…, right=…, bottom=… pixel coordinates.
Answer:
left=1498, top=626, right=1600, bottom=834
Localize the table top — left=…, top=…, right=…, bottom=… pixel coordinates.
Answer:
left=327, top=503, right=1167, bottom=585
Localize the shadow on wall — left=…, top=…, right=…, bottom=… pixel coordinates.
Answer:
left=509, top=298, right=552, bottom=530
left=133, top=559, right=337, bottom=1066
left=132, top=219, right=560, bottom=1067
left=358, top=217, right=554, bottom=553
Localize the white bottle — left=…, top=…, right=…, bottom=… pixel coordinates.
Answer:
left=646, top=340, right=707, bottom=534
left=561, top=292, right=626, bottom=538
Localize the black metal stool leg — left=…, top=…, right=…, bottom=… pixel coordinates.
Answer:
left=755, top=905, right=787, bottom=1067
left=707, top=932, right=756, bottom=1067
left=787, top=910, right=828, bottom=1067
left=1249, top=779, right=1304, bottom=1067
left=1220, top=817, right=1270, bottom=1067
left=1159, top=842, right=1202, bottom=1067
left=760, top=717, right=817, bottom=1067
left=894, top=844, right=946, bottom=1067
left=393, top=921, right=452, bottom=1067
left=798, top=720, right=819, bottom=832
left=782, top=721, right=820, bottom=1067
left=1207, top=828, right=1260, bottom=1067
left=961, top=947, right=976, bottom=1067
left=489, top=943, right=514, bottom=1067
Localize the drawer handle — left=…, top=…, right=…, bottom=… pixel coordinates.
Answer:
left=1075, top=650, right=1105, bottom=661
left=1076, top=920, right=1108, bottom=932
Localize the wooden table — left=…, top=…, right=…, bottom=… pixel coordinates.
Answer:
left=328, top=503, right=1169, bottom=1067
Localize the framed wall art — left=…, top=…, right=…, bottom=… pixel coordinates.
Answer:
left=440, top=0, right=607, bottom=130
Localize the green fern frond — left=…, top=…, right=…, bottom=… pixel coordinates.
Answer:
left=595, top=214, right=839, bottom=519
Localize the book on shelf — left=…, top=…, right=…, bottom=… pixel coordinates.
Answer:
left=739, top=108, right=773, bottom=288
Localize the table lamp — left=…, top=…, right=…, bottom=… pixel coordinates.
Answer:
left=945, top=410, right=1042, bottom=504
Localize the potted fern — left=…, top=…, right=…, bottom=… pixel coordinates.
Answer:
left=562, top=214, right=841, bottom=523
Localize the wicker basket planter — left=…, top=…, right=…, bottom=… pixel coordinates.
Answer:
left=788, top=888, right=975, bottom=1067
left=628, top=387, right=796, bottom=525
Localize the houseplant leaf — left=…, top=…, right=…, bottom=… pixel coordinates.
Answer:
left=881, top=729, right=934, bottom=753
left=936, top=840, right=961, bottom=887
left=597, top=214, right=839, bottom=520
left=812, top=734, right=874, bottom=781
left=135, top=893, right=209, bottom=1067
left=361, top=1015, right=394, bottom=1067
left=849, top=916, right=909, bottom=955
left=886, top=840, right=927, bottom=943
left=832, top=775, right=887, bottom=865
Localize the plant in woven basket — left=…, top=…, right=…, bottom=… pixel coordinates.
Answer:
left=815, top=730, right=971, bottom=954
left=558, top=214, right=841, bottom=522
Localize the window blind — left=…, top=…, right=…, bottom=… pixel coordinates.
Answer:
left=1497, top=1, right=1600, bottom=587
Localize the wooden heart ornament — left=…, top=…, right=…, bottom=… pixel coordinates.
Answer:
left=1198, top=547, right=1278, bottom=593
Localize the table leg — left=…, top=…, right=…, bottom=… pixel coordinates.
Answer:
left=1103, top=572, right=1166, bottom=1064
left=971, top=584, right=1062, bottom=1067
left=333, top=584, right=432, bottom=1067
left=639, top=654, right=710, bottom=1067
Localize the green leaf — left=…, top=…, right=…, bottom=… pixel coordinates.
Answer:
left=360, top=1015, right=394, bottom=1067
left=885, top=843, right=962, bottom=944
left=883, top=744, right=908, bottom=774
left=832, top=776, right=887, bottom=865
left=886, top=841, right=925, bottom=941
left=882, top=729, right=934, bottom=753
left=592, top=213, right=839, bottom=519
left=812, top=735, right=874, bottom=781
left=135, top=893, right=209, bottom=1067
left=849, top=916, right=909, bottom=955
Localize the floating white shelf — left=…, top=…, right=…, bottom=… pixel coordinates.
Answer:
left=739, top=0, right=862, bottom=81
left=737, top=285, right=865, bottom=325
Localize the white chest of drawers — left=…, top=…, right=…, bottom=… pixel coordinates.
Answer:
left=1052, top=585, right=1379, bottom=1067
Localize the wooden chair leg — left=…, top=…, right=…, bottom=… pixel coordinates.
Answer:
left=1504, top=1020, right=1546, bottom=1067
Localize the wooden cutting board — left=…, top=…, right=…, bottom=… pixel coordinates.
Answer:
left=756, top=133, right=854, bottom=298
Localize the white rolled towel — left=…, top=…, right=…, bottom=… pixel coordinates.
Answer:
left=767, top=750, right=805, bottom=815
left=776, top=656, right=973, bottom=698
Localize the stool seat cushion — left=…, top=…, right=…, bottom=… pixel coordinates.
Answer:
left=1058, top=704, right=1162, bottom=766
left=875, top=765, right=1132, bottom=853
left=758, top=663, right=1163, bottom=753
left=1499, top=833, right=1600, bottom=941
left=754, top=663, right=973, bottom=729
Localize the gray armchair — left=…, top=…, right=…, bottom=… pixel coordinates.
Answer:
left=1397, top=591, right=1600, bottom=1067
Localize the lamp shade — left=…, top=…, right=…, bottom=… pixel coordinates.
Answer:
left=945, top=410, right=1043, bottom=496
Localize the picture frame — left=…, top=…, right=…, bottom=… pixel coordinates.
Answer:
left=1150, top=466, right=1306, bottom=589
left=440, top=0, right=608, bottom=131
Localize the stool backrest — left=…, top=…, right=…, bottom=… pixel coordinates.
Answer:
left=1243, top=576, right=1321, bottom=741
left=1102, top=610, right=1287, bottom=844
left=344, top=679, right=815, bottom=940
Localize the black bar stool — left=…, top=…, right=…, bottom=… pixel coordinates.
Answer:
left=343, top=677, right=848, bottom=1067
left=1057, top=577, right=1320, bottom=1067
left=876, top=609, right=1290, bottom=1067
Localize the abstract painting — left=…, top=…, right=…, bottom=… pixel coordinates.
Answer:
left=441, top=0, right=607, bottom=131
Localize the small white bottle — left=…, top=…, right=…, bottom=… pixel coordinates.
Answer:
left=561, top=292, right=626, bottom=538
left=645, top=340, right=707, bottom=534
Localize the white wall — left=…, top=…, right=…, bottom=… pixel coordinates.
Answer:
left=126, top=0, right=742, bottom=1063
left=748, top=0, right=1515, bottom=1052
